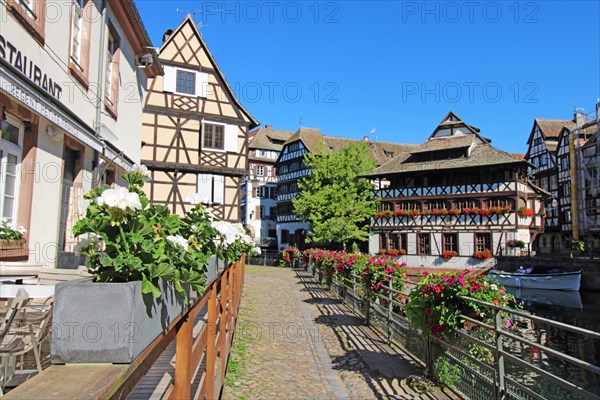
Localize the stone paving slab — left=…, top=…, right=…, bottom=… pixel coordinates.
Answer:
left=223, top=266, right=459, bottom=400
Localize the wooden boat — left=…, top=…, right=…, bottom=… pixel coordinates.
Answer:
left=505, top=287, right=583, bottom=309
left=488, top=269, right=581, bottom=291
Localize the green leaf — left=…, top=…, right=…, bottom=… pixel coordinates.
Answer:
left=142, top=274, right=162, bottom=298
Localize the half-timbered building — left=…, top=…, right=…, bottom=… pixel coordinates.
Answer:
left=581, top=115, right=600, bottom=246
left=366, top=112, right=547, bottom=269
left=555, top=114, right=597, bottom=243
left=275, top=127, right=416, bottom=249
left=242, top=125, right=294, bottom=247
left=141, top=16, right=259, bottom=221
left=525, top=118, right=573, bottom=253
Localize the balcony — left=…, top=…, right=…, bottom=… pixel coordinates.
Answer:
left=371, top=181, right=522, bottom=199
left=371, top=212, right=544, bottom=229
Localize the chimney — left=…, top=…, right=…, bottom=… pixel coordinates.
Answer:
left=596, top=100, right=600, bottom=121
left=574, top=108, right=585, bottom=129
left=265, top=124, right=272, bottom=129
left=162, top=29, right=174, bottom=43
left=363, top=135, right=370, bottom=142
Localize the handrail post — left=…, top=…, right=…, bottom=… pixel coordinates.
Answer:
left=219, top=269, right=228, bottom=385
left=495, top=308, right=506, bottom=398
left=387, top=278, right=393, bottom=340
left=364, top=292, right=370, bottom=326
left=206, top=278, right=217, bottom=400
left=424, top=333, right=433, bottom=377
left=172, top=311, right=193, bottom=399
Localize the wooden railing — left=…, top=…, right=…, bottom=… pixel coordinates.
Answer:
left=4, top=257, right=245, bottom=400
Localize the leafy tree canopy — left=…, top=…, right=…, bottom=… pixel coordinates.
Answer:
left=292, top=141, right=379, bottom=249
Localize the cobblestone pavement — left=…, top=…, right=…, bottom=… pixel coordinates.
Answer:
left=223, top=265, right=458, bottom=400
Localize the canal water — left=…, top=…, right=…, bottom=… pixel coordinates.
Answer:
left=503, top=288, right=600, bottom=399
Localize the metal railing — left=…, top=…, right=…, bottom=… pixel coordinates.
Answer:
left=4, top=258, right=246, bottom=400
left=305, top=262, right=600, bottom=400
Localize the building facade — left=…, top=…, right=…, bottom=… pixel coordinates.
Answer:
left=525, top=108, right=599, bottom=254
left=275, top=127, right=416, bottom=250
left=0, top=0, right=160, bottom=266
left=367, top=112, right=546, bottom=269
left=141, top=16, right=258, bottom=221
left=241, top=125, right=293, bottom=248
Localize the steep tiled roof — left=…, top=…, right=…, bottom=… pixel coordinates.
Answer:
left=536, top=119, right=574, bottom=138
left=410, top=135, right=476, bottom=154
left=249, top=127, right=295, bottom=151
left=366, top=143, right=525, bottom=176
left=284, top=127, right=417, bottom=166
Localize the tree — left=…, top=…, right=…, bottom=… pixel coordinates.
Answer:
left=292, top=142, right=379, bottom=249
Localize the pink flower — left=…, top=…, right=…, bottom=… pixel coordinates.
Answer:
left=505, top=320, right=512, bottom=329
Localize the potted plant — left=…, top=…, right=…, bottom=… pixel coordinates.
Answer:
left=52, top=165, right=257, bottom=364
left=473, top=249, right=493, bottom=260
left=405, top=271, right=517, bottom=341
left=0, top=218, right=27, bottom=252
left=517, top=206, right=535, bottom=218
left=441, top=250, right=458, bottom=259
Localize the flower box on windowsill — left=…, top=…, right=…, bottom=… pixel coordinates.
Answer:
left=0, top=239, right=25, bottom=250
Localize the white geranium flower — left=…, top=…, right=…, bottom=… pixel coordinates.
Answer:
left=75, top=234, right=100, bottom=255
left=187, top=193, right=211, bottom=205
left=490, top=284, right=498, bottom=291
left=129, top=164, right=151, bottom=182
left=253, top=246, right=262, bottom=255
left=98, top=187, right=142, bottom=211
left=17, top=226, right=27, bottom=234
left=167, top=235, right=189, bottom=251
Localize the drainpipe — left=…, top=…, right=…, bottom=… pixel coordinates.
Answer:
left=569, top=131, right=579, bottom=240
left=92, top=0, right=108, bottom=187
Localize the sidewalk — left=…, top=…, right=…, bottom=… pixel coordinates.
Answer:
left=223, top=265, right=458, bottom=400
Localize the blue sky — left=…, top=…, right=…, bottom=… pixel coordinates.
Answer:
left=136, top=1, right=600, bottom=154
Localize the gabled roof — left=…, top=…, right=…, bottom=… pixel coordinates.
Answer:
left=410, top=135, right=477, bottom=154
left=282, top=127, right=417, bottom=166
left=429, top=111, right=481, bottom=138
left=536, top=119, right=574, bottom=138
left=364, top=112, right=526, bottom=176
left=559, top=120, right=600, bottom=150
left=158, top=16, right=259, bottom=129
left=249, top=127, right=295, bottom=151
left=367, top=144, right=526, bottom=176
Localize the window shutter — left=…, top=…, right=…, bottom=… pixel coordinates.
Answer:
left=163, top=66, right=176, bottom=92
left=224, top=124, right=238, bottom=152
left=255, top=206, right=260, bottom=218
left=196, top=72, right=209, bottom=98
left=213, top=174, right=224, bottom=204
left=197, top=174, right=211, bottom=201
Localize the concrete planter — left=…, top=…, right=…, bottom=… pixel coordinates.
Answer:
left=51, top=278, right=191, bottom=364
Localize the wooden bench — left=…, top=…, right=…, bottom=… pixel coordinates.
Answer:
left=35, top=267, right=91, bottom=285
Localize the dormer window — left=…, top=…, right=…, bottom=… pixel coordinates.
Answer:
left=384, top=150, right=394, bottom=158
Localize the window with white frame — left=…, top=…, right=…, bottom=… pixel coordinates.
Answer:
left=256, top=166, right=264, bottom=176
left=70, top=0, right=84, bottom=66
left=105, top=29, right=118, bottom=106
left=176, top=70, right=195, bottom=95
left=203, top=123, right=224, bottom=150
left=1, top=115, right=24, bottom=225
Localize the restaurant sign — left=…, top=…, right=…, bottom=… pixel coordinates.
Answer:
left=0, top=34, right=63, bottom=100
